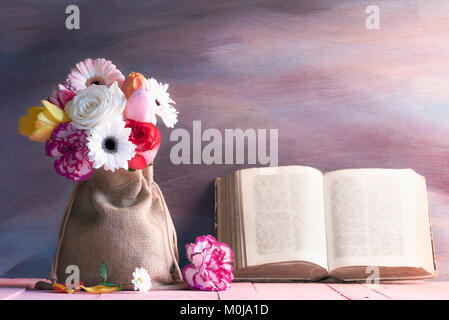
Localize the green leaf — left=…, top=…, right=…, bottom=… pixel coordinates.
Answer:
left=99, top=261, right=108, bottom=282
left=100, top=281, right=119, bottom=287
left=128, top=168, right=136, bottom=172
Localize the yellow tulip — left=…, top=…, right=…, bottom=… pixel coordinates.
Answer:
left=81, top=284, right=121, bottom=294
left=18, top=106, right=44, bottom=136
left=18, top=100, right=71, bottom=142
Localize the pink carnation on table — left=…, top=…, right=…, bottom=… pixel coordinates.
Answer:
left=45, top=122, right=93, bottom=182
left=48, top=84, right=75, bottom=109
left=183, top=235, right=234, bottom=291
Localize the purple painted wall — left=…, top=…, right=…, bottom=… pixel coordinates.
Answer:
left=1, top=0, right=449, bottom=280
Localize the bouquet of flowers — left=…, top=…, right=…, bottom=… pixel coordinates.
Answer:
left=19, top=58, right=184, bottom=290
left=18, top=58, right=178, bottom=181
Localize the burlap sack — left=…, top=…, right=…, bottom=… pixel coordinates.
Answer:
left=47, top=166, right=183, bottom=289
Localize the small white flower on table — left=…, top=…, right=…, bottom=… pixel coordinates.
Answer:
left=132, top=267, right=152, bottom=293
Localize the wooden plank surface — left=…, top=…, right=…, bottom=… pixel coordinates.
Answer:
left=361, top=281, right=449, bottom=300
left=218, top=282, right=259, bottom=300
left=0, top=288, right=26, bottom=300
left=251, top=283, right=346, bottom=300
left=2, top=279, right=449, bottom=300
left=97, top=290, right=218, bottom=300
left=12, top=290, right=101, bottom=300
left=326, top=283, right=390, bottom=300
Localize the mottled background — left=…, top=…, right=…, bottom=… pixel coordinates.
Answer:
left=1, top=0, right=449, bottom=280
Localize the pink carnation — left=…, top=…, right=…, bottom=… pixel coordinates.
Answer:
left=182, top=235, right=234, bottom=291
left=48, top=84, right=75, bottom=109
left=45, top=122, right=93, bottom=182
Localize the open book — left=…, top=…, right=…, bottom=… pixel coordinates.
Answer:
left=215, top=166, right=437, bottom=281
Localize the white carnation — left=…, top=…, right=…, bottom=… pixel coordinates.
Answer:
left=132, top=267, right=152, bottom=293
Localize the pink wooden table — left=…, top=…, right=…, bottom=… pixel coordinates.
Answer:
left=1, top=279, right=449, bottom=300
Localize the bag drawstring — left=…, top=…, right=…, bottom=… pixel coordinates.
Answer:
left=152, top=181, right=183, bottom=281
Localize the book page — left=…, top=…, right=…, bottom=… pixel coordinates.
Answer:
left=324, top=169, right=434, bottom=276
left=240, top=166, right=328, bottom=270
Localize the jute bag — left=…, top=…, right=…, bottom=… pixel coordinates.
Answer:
left=47, top=166, right=183, bottom=289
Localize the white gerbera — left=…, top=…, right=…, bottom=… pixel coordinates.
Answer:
left=86, top=119, right=136, bottom=172
left=132, top=267, right=152, bottom=293
left=146, top=77, right=178, bottom=128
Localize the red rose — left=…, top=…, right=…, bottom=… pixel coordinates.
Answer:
left=125, top=119, right=161, bottom=170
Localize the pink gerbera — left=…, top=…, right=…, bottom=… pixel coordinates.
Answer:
left=65, top=58, right=125, bottom=94
left=182, top=235, right=234, bottom=291
left=45, top=122, right=93, bottom=182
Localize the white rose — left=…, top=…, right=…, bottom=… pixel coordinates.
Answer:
left=65, top=81, right=126, bottom=130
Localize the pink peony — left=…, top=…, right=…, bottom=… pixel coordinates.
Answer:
left=182, top=235, right=234, bottom=291
left=48, top=84, right=75, bottom=109
left=45, top=122, right=93, bottom=182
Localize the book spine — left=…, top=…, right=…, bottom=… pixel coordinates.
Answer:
left=214, top=178, right=222, bottom=240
